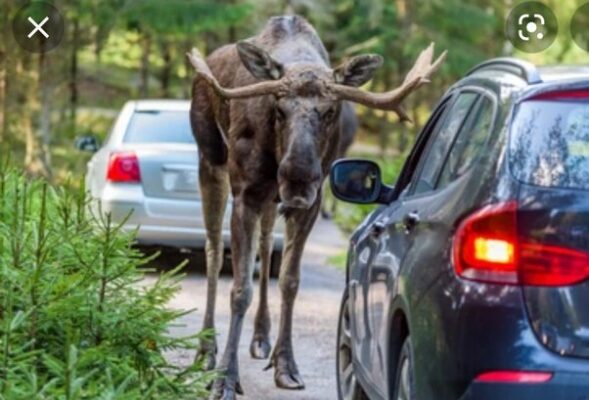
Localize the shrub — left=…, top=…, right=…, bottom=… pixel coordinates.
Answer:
left=0, top=169, right=212, bottom=399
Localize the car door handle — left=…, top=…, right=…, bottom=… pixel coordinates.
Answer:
left=370, top=221, right=386, bottom=237
left=403, top=211, right=420, bottom=232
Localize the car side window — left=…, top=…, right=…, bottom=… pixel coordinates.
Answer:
left=410, top=92, right=479, bottom=195
left=393, top=99, right=451, bottom=199
left=437, top=95, right=495, bottom=188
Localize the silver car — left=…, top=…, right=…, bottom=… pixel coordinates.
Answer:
left=79, top=99, right=284, bottom=275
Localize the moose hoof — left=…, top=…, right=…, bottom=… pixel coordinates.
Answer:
left=275, top=370, right=305, bottom=390
left=209, top=378, right=244, bottom=400
left=266, top=353, right=306, bottom=390
left=250, top=337, right=272, bottom=359
left=195, top=349, right=216, bottom=372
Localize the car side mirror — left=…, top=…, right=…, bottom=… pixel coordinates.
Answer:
left=329, top=159, right=393, bottom=204
left=74, top=135, right=100, bottom=153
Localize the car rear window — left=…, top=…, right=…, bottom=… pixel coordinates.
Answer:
left=510, top=97, right=589, bottom=190
left=124, top=110, right=195, bottom=144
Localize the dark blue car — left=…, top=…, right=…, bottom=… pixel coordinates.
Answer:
left=331, top=58, right=589, bottom=400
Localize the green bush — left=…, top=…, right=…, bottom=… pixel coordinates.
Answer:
left=0, top=169, right=212, bottom=399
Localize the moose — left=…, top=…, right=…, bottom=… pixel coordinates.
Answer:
left=187, top=15, right=445, bottom=400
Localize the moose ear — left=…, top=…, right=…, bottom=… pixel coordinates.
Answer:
left=333, top=54, right=383, bottom=87
left=236, top=41, right=284, bottom=81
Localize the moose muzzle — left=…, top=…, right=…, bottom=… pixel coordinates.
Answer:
left=278, top=156, right=322, bottom=209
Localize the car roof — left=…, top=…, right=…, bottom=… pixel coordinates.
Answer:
left=537, top=66, right=589, bottom=82
left=132, top=99, right=190, bottom=112
left=463, top=58, right=589, bottom=100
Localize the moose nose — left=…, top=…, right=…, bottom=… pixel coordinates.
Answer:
left=278, top=159, right=321, bottom=183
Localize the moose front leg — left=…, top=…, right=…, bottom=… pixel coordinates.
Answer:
left=269, top=200, right=320, bottom=390
left=210, top=196, right=260, bottom=400
left=250, top=205, right=277, bottom=360
left=195, top=159, right=229, bottom=371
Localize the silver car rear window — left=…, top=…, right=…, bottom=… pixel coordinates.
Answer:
left=124, top=110, right=195, bottom=144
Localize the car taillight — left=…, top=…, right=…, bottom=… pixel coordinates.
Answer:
left=453, top=201, right=589, bottom=286
left=454, top=202, right=518, bottom=284
left=519, top=242, right=589, bottom=286
left=530, top=89, right=589, bottom=101
left=475, top=370, right=553, bottom=383
left=107, top=152, right=141, bottom=183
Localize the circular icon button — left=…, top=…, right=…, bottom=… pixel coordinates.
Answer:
left=571, top=3, right=589, bottom=52
left=12, top=1, right=65, bottom=53
left=505, top=2, right=558, bottom=53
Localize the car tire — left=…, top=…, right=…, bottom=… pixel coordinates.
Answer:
left=392, top=337, right=416, bottom=400
left=336, top=287, right=369, bottom=400
left=269, top=249, right=282, bottom=279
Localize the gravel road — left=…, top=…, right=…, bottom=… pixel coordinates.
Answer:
left=164, top=218, right=348, bottom=400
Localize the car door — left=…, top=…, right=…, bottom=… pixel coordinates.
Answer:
left=362, top=89, right=487, bottom=394
left=349, top=98, right=450, bottom=397
left=386, top=89, right=498, bottom=399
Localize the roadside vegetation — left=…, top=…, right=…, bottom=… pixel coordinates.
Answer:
left=0, top=168, right=213, bottom=399
left=1, top=0, right=585, bottom=183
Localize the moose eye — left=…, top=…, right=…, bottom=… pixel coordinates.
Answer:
left=322, top=107, right=336, bottom=121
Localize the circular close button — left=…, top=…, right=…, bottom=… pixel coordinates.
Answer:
left=12, top=1, right=65, bottom=53
left=505, top=2, right=558, bottom=53
left=571, top=3, right=589, bottom=52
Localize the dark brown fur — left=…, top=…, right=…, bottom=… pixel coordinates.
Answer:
left=191, top=16, right=370, bottom=400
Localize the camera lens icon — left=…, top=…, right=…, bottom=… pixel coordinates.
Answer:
left=506, top=2, right=557, bottom=53
left=519, top=15, right=544, bottom=41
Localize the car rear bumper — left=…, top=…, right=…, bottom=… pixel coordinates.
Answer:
left=412, top=269, right=589, bottom=399
left=461, top=372, right=589, bottom=400
left=91, top=183, right=284, bottom=250
left=129, top=224, right=283, bottom=250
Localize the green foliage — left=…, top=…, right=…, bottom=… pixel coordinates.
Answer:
left=327, top=251, right=348, bottom=271
left=123, top=0, right=253, bottom=36
left=0, top=169, right=213, bottom=399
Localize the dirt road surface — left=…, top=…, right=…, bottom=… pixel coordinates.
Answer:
left=165, top=218, right=348, bottom=400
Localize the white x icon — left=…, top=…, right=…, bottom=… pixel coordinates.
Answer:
left=27, top=16, right=49, bottom=39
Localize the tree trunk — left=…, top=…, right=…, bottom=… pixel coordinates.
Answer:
left=283, top=0, right=294, bottom=14
left=159, top=40, right=172, bottom=97
left=378, top=65, right=393, bottom=157
left=69, top=17, right=80, bottom=132
left=23, top=57, right=39, bottom=173
left=0, top=52, right=6, bottom=145
left=394, top=0, right=412, bottom=154
left=139, top=35, right=151, bottom=98
left=182, top=39, right=193, bottom=99
left=0, top=1, right=10, bottom=142
left=25, top=51, right=52, bottom=178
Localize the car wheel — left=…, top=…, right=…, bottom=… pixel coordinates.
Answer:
left=269, top=249, right=282, bottom=279
left=336, top=288, right=368, bottom=400
left=393, top=337, right=416, bottom=400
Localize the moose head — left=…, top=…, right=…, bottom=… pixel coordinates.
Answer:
left=187, top=42, right=446, bottom=209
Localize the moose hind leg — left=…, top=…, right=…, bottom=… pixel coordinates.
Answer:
left=250, top=205, right=277, bottom=360
left=195, top=158, right=229, bottom=371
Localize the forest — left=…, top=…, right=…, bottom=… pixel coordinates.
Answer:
left=0, top=0, right=586, bottom=181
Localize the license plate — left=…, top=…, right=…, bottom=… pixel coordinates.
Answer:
left=163, top=168, right=198, bottom=192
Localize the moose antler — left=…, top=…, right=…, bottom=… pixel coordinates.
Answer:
left=187, top=44, right=446, bottom=122
left=329, top=43, right=447, bottom=122
left=186, top=48, right=287, bottom=98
